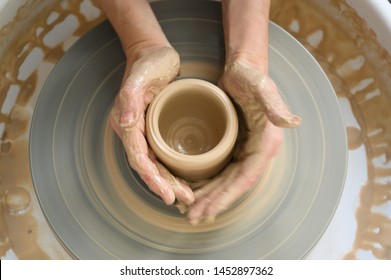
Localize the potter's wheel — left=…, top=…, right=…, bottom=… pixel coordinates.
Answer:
left=29, top=1, right=347, bottom=259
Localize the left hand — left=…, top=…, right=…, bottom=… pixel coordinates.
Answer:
left=111, top=46, right=194, bottom=206
left=185, top=59, right=301, bottom=224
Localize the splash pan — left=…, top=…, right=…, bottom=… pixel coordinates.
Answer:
left=30, top=1, right=347, bottom=259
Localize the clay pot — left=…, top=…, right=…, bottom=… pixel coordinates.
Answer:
left=146, top=78, right=238, bottom=182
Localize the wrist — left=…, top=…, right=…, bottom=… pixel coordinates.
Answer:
left=96, top=0, right=171, bottom=65
left=222, top=0, right=271, bottom=75
left=124, top=40, right=172, bottom=65
left=226, top=51, right=269, bottom=74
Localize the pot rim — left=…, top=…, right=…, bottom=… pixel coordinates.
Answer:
left=146, top=78, right=239, bottom=168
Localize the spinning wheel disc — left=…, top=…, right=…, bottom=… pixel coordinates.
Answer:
left=30, top=1, right=347, bottom=259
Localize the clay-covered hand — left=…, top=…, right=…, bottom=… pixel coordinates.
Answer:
left=110, top=46, right=194, bottom=206
left=186, top=59, right=301, bottom=224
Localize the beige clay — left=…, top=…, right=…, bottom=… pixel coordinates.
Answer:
left=146, top=78, right=238, bottom=182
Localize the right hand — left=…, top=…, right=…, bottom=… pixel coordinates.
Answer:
left=186, top=59, right=301, bottom=224
left=110, top=46, right=195, bottom=206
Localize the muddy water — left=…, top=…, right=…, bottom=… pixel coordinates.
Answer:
left=0, top=0, right=390, bottom=259
left=0, top=0, right=105, bottom=259
left=270, top=0, right=391, bottom=259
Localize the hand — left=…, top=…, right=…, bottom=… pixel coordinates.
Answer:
left=110, top=46, right=195, bottom=205
left=186, top=59, right=301, bottom=224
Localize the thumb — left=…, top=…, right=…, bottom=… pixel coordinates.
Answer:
left=118, top=79, right=144, bottom=129
left=257, top=76, right=301, bottom=128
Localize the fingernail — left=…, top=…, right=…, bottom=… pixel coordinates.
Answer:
left=162, top=190, right=176, bottom=205
left=273, top=113, right=301, bottom=128
left=185, top=192, right=195, bottom=205
left=287, top=114, right=302, bottom=128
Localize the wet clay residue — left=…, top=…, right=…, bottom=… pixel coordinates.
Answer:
left=270, top=0, right=391, bottom=259
left=0, top=0, right=104, bottom=259
left=0, top=0, right=390, bottom=259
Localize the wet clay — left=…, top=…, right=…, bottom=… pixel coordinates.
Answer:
left=146, top=79, right=238, bottom=181
left=0, top=0, right=390, bottom=259
left=158, top=86, right=226, bottom=155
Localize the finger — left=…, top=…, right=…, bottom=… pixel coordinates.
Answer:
left=132, top=152, right=176, bottom=205
left=187, top=195, right=213, bottom=225
left=187, top=169, right=234, bottom=224
left=187, top=166, right=240, bottom=224
left=192, top=176, right=224, bottom=200
left=201, top=123, right=280, bottom=220
left=188, top=122, right=281, bottom=223
left=256, top=76, right=301, bottom=128
left=122, top=126, right=177, bottom=205
left=202, top=156, right=263, bottom=220
left=178, top=178, right=217, bottom=218
left=221, top=61, right=301, bottom=129
left=109, top=98, right=122, bottom=137
left=175, top=201, right=190, bottom=214
left=152, top=158, right=195, bottom=205
left=172, top=182, right=195, bottom=205
left=189, top=155, right=263, bottom=224
left=186, top=155, right=256, bottom=224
